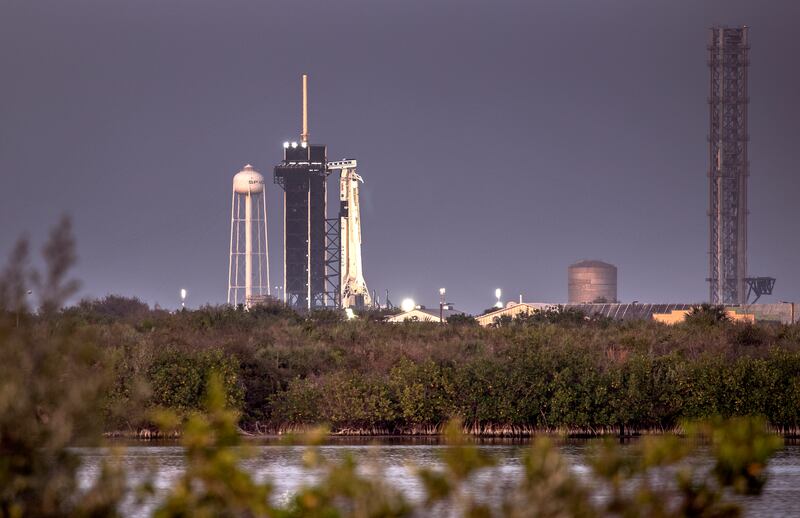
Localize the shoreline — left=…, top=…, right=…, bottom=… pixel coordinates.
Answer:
left=103, top=425, right=800, bottom=441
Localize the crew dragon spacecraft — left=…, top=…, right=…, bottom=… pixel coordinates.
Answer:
left=328, top=159, right=371, bottom=308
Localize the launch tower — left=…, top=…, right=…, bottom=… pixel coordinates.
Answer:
left=274, top=75, right=338, bottom=309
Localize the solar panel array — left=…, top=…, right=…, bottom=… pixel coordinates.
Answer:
left=565, top=303, right=695, bottom=321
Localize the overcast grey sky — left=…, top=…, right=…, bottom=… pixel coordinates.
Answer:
left=1, top=0, right=798, bottom=313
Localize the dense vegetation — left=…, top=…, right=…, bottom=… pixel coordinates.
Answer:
left=3, top=220, right=800, bottom=438
left=0, top=218, right=791, bottom=516
left=46, top=298, right=798, bottom=436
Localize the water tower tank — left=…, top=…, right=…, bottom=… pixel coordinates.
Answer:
left=233, top=164, right=264, bottom=194
left=568, top=260, right=617, bottom=303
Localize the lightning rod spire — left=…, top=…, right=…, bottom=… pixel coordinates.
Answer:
left=301, top=74, right=309, bottom=143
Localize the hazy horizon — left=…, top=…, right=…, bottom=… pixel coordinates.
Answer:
left=1, top=0, right=798, bottom=314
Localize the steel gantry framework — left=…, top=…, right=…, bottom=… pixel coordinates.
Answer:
left=708, top=26, right=750, bottom=305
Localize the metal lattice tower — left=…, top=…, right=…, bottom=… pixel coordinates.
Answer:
left=708, top=26, right=749, bottom=305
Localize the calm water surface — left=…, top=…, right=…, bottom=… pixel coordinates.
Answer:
left=75, top=439, right=800, bottom=517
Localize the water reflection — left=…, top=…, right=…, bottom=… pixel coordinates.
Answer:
left=75, top=439, right=799, bottom=517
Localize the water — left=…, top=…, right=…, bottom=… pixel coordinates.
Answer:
left=75, top=439, right=800, bottom=517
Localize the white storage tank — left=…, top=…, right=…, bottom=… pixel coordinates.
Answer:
left=568, top=260, right=617, bottom=304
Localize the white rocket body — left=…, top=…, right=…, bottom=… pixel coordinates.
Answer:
left=339, top=164, right=371, bottom=308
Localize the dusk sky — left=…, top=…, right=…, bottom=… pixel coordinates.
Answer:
left=1, top=0, right=798, bottom=313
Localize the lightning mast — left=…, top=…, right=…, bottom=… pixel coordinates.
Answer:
left=707, top=26, right=749, bottom=305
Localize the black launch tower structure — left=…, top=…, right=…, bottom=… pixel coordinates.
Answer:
left=273, top=75, right=340, bottom=309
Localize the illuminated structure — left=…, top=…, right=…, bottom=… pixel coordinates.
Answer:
left=274, top=75, right=336, bottom=309
left=328, top=159, right=371, bottom=308
left=227, top=164, right=270, bottom=307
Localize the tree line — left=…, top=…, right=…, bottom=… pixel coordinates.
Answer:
left=3, top=221, right=800, bottom=437
left=31, top=294, right=792, bottom=436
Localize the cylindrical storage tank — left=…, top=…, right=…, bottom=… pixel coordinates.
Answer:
left=568, top=260, right=617, bottom=303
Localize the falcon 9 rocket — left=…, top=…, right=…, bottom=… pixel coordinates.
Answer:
left=330, top=159, right=371, bottom=308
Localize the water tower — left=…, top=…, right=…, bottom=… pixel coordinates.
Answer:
left=227, top=164, right=270, bottom=307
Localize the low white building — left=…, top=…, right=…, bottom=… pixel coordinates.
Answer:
left=474, top=302, right=556, bottom=327
left=386, top=307, right=465, bottom=323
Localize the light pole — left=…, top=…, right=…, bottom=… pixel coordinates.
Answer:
left=439, top=287, right=446, bottom=323
left=180, top=288, right=187, bottom=309
left=494, top=288, right=503, bottom=309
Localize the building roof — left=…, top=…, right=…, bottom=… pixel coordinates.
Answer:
left=386, top=307, right=465, bottom=323
left=567, top=303, right=692, bottom=321
left=475, top=302, right=697, bottom=325
left=475, top=301, right=797, bottom=326
left=474, top=302, right=553, bottom=326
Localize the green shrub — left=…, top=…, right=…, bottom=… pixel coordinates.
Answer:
left=147, top=349, right=243, bottom=415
